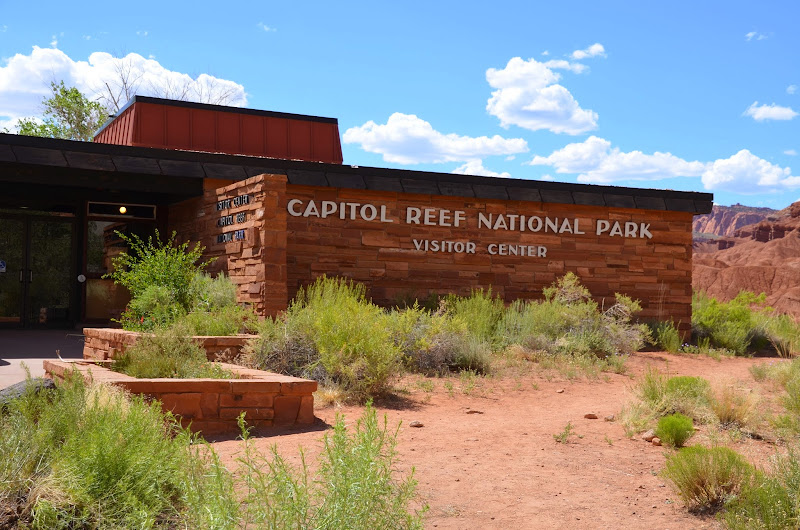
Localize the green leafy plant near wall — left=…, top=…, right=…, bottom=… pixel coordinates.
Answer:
left=105, top=230, right=254, bottom=334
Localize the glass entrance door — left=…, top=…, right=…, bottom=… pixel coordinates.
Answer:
left=0, top=215, right=75, bottom=328
left=0, top=218, right=25, bottom=325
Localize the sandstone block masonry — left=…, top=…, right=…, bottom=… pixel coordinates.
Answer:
left=168, top=174, right=695, bottom=331
left=82, top=328, right=257, bottom=363
left=44, top=359, right=316, bottom=435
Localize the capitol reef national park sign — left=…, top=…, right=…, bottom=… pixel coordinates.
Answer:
left=170, top=173, right=708, bottom=336
left=287, top=198, right=654, bottom=257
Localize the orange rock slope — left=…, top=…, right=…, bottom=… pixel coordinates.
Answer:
left=693, top=202, right=800, bottom=318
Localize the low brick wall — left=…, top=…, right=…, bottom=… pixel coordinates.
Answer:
left=82, top=328, right=257, bottom=363
left=44, top=360, right=316, bottom=435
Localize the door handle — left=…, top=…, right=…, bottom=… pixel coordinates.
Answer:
left=29, top=270, right=33, bottom=283
left=19, top=269, right=23, bottom=283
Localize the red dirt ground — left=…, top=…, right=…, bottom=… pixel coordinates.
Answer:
left=211, top=352, right=785, bottom=529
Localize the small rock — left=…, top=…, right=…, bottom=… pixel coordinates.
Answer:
left=0, top=378, right=55, bottom=410
left=466, top=409, right=484, bottom=415
left=556, top=389, right=565, bottom=393
left=584, top=413, right=598, bottom=419
left=652, top=437, right=662, bottom=446
left=642, top=430, right=656, bottom=442
left=604, top=414, right=616, bottom=422
left=409, top=421, right=424, bottom=428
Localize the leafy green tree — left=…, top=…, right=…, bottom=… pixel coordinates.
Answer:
left=16, top=81, right=107, bottom=141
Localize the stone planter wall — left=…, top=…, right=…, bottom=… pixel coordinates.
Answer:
left=82, top=328, right=257, bottom=363
left=44, top=360, right=316, bottom=435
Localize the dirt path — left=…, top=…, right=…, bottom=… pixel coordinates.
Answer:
left=212, top=352, right=780, bottom=529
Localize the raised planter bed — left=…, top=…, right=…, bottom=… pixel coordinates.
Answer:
left=82, top=328, right=257, bottom=363
left=44, top=359, right=317, bottom=435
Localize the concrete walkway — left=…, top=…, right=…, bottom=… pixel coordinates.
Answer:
left=0, top=330, right=84, bottom=389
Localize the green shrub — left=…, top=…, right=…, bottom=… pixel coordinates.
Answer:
left=443, top=288, right=504, bottom=346
left=237, top=402, right=426, bottom=528
left=763, top=314, right=800, bottom=358
left=189, top=272, right=237, bottom=311
left=692, top=291, right=771, bottom=355
left=723, top=448, right=800, bottom=529
left=121, top=284, right=185, bottom=331
left=106, top=230, right=211, bottom=321
left=662, top=446, right=754, bottom=513
left=656, top=413, right=694, bottom=447
left=246, top=277, right=403, bottom=401
left=666, top=376, right=712, bottom=402
left=652, top=320, right=682, bottom=353
left=0, top=378, right=238, bottom=528
left=495, top=276, right=648, bottom=360
left=624, top=371, right=714, bottom=433
left=113, top=324, right=233, bottom=379
left=180, top=305, right=256, bottom=336
left=712, top=385, right=757, bottom=429
left=392, top=305, right=492, bottom=375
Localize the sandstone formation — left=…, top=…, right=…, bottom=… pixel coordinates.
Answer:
left=693, top=204, right=776, bottom=239
left=693, top=201, right=800, bottom=318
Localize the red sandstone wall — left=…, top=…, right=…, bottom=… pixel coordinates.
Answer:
left=169, top=174, right=694, bottom=329
left=284, top=185, right=694, bottom=327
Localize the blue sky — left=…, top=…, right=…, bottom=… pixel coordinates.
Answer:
left=1, top=0, right=798, bottom=209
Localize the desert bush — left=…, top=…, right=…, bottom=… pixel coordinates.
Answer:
left=120, top=284, right=185, bottom=331
left=113, top=324, right=233, bottom=379
left=392, top=305, right=492, bottom=375
left=762, top=313, right=800, bottom=358
left=246, top=277, right=403, bottom=401
left=639, top=371, right=712, bottom=421
left=237, top=402, right=425, bottom=528
left=712, top=385, right=758, bottom=429
left=180, top=305, right=256, bottom=336
left=723, top=447, right=800, bottom=529
left=692, top=291, right=771, bottom=355
left=189, top=271, right=237, bottom=311
left=495, top=275, right=648, bottom=360
left=651, top=320, right=682, bottom=353
left=0, top=377, right=238, bottom=529
left=442, top=288, right=504, bottom=346
left=623, top=371, right=714, bottom=435
left=656, top=413, right=695, bottom=448
left=106, top=230, right=211, bottom=328
left=662, top=446, right=754, bottom=513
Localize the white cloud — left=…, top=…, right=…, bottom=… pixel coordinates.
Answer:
left=0, top=46, right=247, bottom=125
left=745, top=31, right=767, bottom=41
left=257, top=22, right=276, bottom=32
left=1, top=25, right=7, bottom=32
left=531, top=137, right=800, bottom=193
left=452, top=159, right=511, bottom=178
left=702, top=150, right=800, bottom=192
left=788, top=85, right=798, bottom=95
left=50, top=35, right=58, bottom=47
left=343, top=112, right=528, bottom=164
left=540, top=174, right=555, bottom=181
left=541, top=50, right=549, bottom=56
left=485, top=56, right=598, bottom=135
left=136, top=30, right=148, bottom=37
left=785, top=149, right=798, bottom=156
left=571, top=43, right=606, bottom=60
left=83, top=35, right=91, bottom=40
left=743, top=101, right=798, bottom=121
left=542, top=59, right=586, bottom=74
left=529, top=136, right=706, bottom=183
